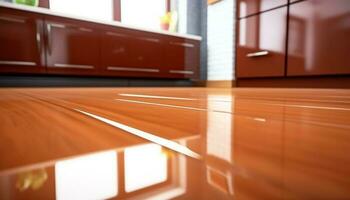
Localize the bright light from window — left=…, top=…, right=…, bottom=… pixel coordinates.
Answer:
left=239, top=2, right=247, bottom=46
left=206, top=95, right=233, bottom=163
left=55, top=151, right=118, bottom=200
left=50, top=0, right=113, bottom=21
left=121, top=0, right=166, bottom=30
left=124, top=144, right=168, bottom=192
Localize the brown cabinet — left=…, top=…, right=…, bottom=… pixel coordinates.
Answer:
left=0, top=8, right=45, bottom=74
left=235, top=0, right=350, bottom=87
left=44, top=17, right=100, bottom=76
left=128, top=32, right=164, bottom=77
left=0, top=6, right=200, bottom=79
left=236, top=7, right=287, bottom=78
left=101, top=28, right=166, bottom=78
left=237, top=0, right=288, bottom=18
left=164, top=38, right=200, bottom=79
left=101, top=28, right=135, bottom=76
left=287, top=0, right=350, bottom=76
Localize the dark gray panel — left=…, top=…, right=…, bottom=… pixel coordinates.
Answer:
left=0, top=75, right=193, bottom=87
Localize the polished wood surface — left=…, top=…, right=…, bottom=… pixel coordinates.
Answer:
left=287, top=0, right=350, bottom=76
left=236, top=7, right=287, bottom=78
left=0, top=87, right=350, bottom=199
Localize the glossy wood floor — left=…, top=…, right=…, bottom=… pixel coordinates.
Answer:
left=0, top=87, right=350, bottom=200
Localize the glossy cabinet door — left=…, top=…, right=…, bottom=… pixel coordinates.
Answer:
left=101, top=28, right=165, bottom=78
left=101, top=28, right=134, bottom=77
left=287, top=0, right=350, bottom=76
left=236, top=7, right=287, bottom=78
left=237, top=0, right=288, bottom=18
left=128, top=32, right=165, bottom=77
left=0, top=7, right=201, bottom=79
left=164, top=38, right=200, bottom=79
left=0, top=8, right=45, bottom=74
left=44, top=17, right=100, bottom=76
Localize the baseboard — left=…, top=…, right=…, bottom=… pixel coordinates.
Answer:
left=0, top=75, right=194, bottom=87
left=193, top=80, right=236, bottom=87
left=236, top=76, right=350, bottom=88
left=206, top=80, right=236, bottom=88
left=192, top=80, right=207, bottom=87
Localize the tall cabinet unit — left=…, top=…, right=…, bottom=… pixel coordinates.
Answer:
left=0, top=8, right=45, bottom=74
left=287, top=0, right=350, bottom=76
left=237, top=0, right=288, bottom=18
left=236, top=0, right=350, bottom=87
left=236, top=5, right=288, bottom=77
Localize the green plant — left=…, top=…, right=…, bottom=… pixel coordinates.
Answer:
left=14, top=0, right=38, bottom=7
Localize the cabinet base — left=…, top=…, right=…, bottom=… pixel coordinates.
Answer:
left=0, top=75, right=194, bottom=87
left=236, top=76, right=350, bottom=88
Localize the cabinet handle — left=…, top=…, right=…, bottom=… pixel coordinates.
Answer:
left=36, top=21, right=42, bottom=57
left=246, top=50, right=269, bottom=58
left=52, top=63, right=94, bottom=69
left=106, top=32, right=159, bottom=43
left=107, top=66, right=159, bottom=73
left=136, top=37, right=160, bottom=43
left=0, top=61, right=36, bottom=66
left=169, top=42, right=195, bottom=48
left=106, top=32, right=127, bottom=37
left=49, top=23, right=91, bottom=32
left=46, top=23, right=66, bottom=55
left=79, top=27, right=92, bottom=32
left=169, top=70, right=194, bottom=75
left=49, top=23, right=66, bottom=28
left=46, top=23, right=52, bottom=55
left=0, top=16, right=25, bottom=23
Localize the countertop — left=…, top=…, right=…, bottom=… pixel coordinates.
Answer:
left=0, top=1, right=202, bottom=41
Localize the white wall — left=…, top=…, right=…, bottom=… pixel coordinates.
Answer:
left=207, top=0, right=235, bottom=81
left=50, top=0, right=113, bottom=22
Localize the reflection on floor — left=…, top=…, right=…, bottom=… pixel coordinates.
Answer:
left=0, top=88, right=350, bottom=199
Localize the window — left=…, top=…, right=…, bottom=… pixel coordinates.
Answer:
left=50, top=0, right=113, bottom=21
left=121, top=0, right=167, bottom=30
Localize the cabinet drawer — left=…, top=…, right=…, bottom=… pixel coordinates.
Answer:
left=237, top=0, right=287, bottom=18
left=44, top=16, right=100, bottom=76
left=164, top=37, right=200, bottom=79
left=236, top=7, right=287, bottom=78
left=0, top=8, right=45, bottom=74
left=101, top=28, right=165, bottom=78
left=287, top=0, right=350, bottom=76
